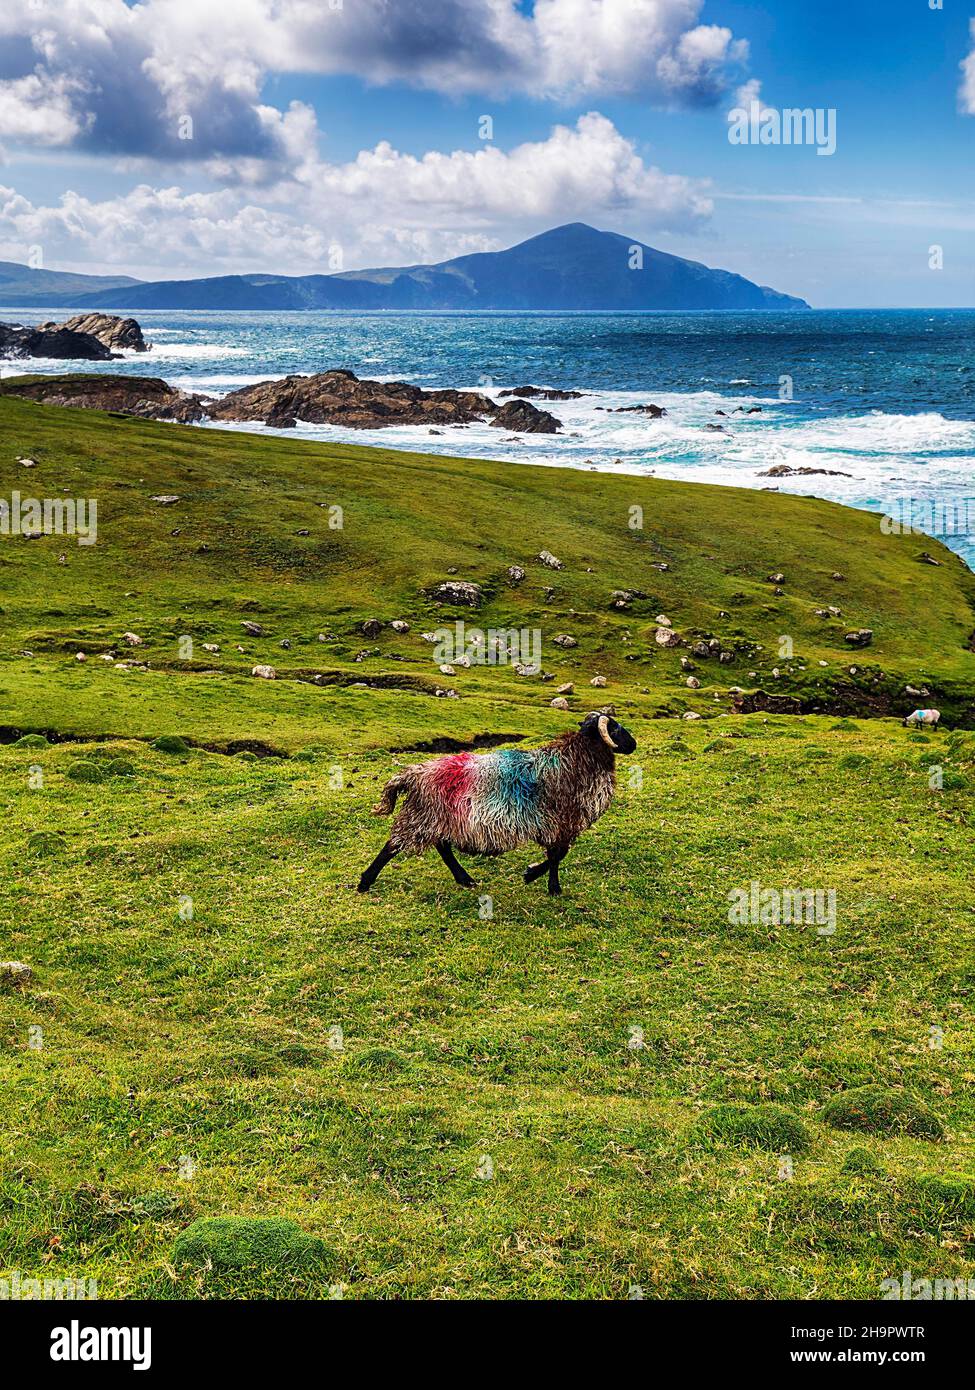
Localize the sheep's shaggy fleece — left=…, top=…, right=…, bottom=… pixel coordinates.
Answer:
left=374, top=732, right=617, bottom=855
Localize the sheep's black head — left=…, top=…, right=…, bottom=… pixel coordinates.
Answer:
left=579, top=711, right=637, bottom=755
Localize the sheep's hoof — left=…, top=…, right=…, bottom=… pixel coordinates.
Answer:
left=548, top=885, right=562, bottom=896
left=457, top=876, right=476, bottom=889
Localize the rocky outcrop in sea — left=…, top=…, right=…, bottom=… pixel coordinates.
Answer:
left=0, top=366, right=562, bottom=433
left=208, top=369, right=561, bottom=432
left=0, top=313, right=150, bottom=360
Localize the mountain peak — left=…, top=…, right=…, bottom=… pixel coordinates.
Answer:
left=1, top=223, right=810, bottom=312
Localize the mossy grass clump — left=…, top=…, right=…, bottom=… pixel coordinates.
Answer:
left=692, top=1103, right=812, bottom=1154
left=151, top=734, right=190, bottom=755
left=13, top=733, right=48, bottom=748
left=28, top=830, right=66, bottom=857
left=106, top=758, right=136, bottom=777
left=839, top=752, right=870, bottom=770
left=912, top=1173, right=975, bottom=1220
left=915, top=750, right=943, bottom=767
left=840, top=1146, right=884, bottom=1176
left=822, top=1085, right=944, bottom=1140
left=939, top=770, right=969, bottom=790
left=277, top=1042, right=317, bottom=1067
left=173, top=1216, right=333, bottom=1277
left=65, top=760, right=105, bottom=783
left=349, top=1046, right=411, bottom=1076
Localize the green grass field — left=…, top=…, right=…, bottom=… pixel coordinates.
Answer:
left=1, top=389, right=973, bottom=1299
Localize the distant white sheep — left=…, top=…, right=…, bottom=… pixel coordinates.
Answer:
left=903, top=709, right=940, bottom=728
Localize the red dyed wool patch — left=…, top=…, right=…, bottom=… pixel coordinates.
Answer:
left=429, top=751, right=476, bottom=809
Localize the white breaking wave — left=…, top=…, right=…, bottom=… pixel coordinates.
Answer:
left=146, top=342, right=249, bottom=359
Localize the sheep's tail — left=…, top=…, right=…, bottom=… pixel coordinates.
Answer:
left=372, top=769, right=411, bottom=816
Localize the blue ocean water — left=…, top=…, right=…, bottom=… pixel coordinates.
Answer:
left=4, top=306, right=974, bottom=564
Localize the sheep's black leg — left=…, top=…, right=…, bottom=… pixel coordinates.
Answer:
left=524, top=856, right=549, bottom=883
left=547, top=845, right=569, bottom=896
left=525, top=844, right=570, bottom=891
left=436, top=841, right=476, bottom=888
left=357, top=839, right=398, bottom=892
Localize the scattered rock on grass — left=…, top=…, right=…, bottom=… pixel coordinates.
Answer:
left=251, top=665, right=277, bottom=680
left=431, top=580, right=483, bottom=608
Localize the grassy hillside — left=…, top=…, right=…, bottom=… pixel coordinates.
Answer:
left=1, top=391, right=974, bottom=1300
left=1, top=385, right=974, bottom=750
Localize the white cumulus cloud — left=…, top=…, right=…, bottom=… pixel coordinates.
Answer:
left=960, top=19, right=975, bottom=114
left=0, top=115, right=712, bottom=278
left=0, top=0, right=751, bottom=171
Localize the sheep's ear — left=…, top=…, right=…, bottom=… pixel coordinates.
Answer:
left=578, top=712, right=598, bottom=731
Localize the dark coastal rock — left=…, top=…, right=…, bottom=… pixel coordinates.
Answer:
left=209, top=369, right=560, bottom=434
left=760, top=464, right=852, bottom=478
left=489, top=398, right=559, bottom=433
left=265, top=406, right=297, bottom=428
left=0, top=322, right=114, bottom=361
left=498, top=385, right=584, bottom=400
left=609, top=403, right=667, bottom=417
left=38, top=314, right=150, bottom=353
left=0, top=374, right=208, bottom=422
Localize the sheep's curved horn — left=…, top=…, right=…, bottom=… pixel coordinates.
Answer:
left=596, top=714, right=618, bottom=750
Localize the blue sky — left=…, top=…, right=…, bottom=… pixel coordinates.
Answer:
left=1, top=0, right=973, bottom=305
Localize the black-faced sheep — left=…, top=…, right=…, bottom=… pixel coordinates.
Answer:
left=358, top=712, right=637, bottom=895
